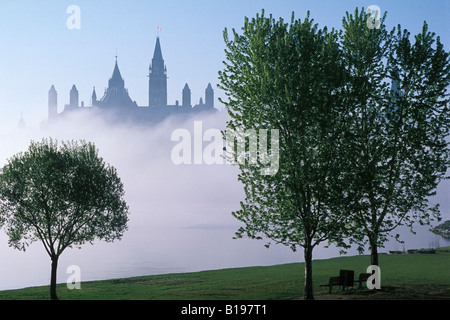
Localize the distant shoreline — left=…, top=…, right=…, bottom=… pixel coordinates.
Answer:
left=431, top=220, right=450, bottom=239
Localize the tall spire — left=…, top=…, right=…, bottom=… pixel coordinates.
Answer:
left=92, top=86, right=97, bottom=105
left=48, top=85, right=57, bottom=118
left=70, top=84, right=79, bottom=108
left=148, top=37, right=167, bottom=107
left=205, top=83, right=214, bottom=108
left=182, top=83, right=191, bottom=108
left=153, top=37, right=163, bottom=61
left=150, top=37, right=166, bottom=76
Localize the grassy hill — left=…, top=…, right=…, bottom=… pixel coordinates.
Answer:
left=0, top=247, right=448, bottom=300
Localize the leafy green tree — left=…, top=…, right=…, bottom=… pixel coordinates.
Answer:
left=0, top=138, right=129, bottom=299
left=219, top=11, right=352, bottom=300
left=342, top=8, right=450, bottom=266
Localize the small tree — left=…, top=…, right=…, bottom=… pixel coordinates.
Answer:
left=0, top=138, right=129, bottom=299
left=219, top=11, right=352, bottom=300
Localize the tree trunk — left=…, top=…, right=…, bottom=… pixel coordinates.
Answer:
left=369, top=236, right=379, bottom=266
left=50, top=255, right=59, bottom=300
left=303, top=245, right=314, bottom=300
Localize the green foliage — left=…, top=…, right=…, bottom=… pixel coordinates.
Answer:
left=219, top=7, right=450, bottom=298
left=341, top=8, right=450, bottom=259
left=219, top=9, right=357, bottom=300
left=219, top=9, right=351, bottom=253
left=0, top=138, right=129, bottom=255
left=0, top=138, right=129, bottom=299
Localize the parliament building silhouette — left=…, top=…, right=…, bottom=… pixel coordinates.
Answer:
left=47, top=37, right=216, bottom=124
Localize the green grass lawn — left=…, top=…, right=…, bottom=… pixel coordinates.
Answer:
left=0, top=248, right=448, bottom=300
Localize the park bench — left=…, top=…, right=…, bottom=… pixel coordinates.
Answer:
left=321, top=270, right=371, bottom=293
left=320, top=270, right=354, bottom=293
left=354, top=272, right=371, bottom=289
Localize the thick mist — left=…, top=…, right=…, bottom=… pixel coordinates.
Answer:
left=0, top=110, right=300, bottom=290
left=0, top=110, right=448, bottom=290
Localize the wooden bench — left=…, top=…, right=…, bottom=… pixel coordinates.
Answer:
left=320, top=276, right=341, bottom=293
left=354, top=272, right=371, bottom=289
left=320, top=270, right=354, bottom=293
left=321, top=270, right=374, bottom=293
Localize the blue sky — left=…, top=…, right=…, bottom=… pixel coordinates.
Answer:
left=0, top=0, right=448, bottom=129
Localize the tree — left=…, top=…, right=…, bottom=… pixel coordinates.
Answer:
left=219, top=11, right=352, bottom=300
left=342, top=8, right=450, bottom=266
left=0, top=138, right=129, bottom=299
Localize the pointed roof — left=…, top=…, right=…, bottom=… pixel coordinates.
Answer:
left=49, top=85, right=57, bottom=95
left=70, top=84, right=78, bottom=92
left=149, top=37, right=166, bottom=76
left=206, top=83, right=213, bottom=91
left=183, top=83, right=190, bottom=91
left=99, top=58, right=135, bottom=108
left=112, top=61, right=122, bottom=80
left=109, top=60, right=125, bottom=88
left=153, top=37, right=163, bottom=61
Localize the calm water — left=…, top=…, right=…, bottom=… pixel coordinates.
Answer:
left=0, top=113, right=449, bottom=291
left=0, top=206, right=447, bottom=291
